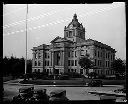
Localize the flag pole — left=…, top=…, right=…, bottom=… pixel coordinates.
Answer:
left=25, top=4, right=28, bottom=75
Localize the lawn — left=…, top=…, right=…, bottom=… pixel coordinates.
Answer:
left=20, top=78, right=126, bottom=85
left=3, top=76, right=13, bottom=82
left=20, top=79, right=86, bottom=85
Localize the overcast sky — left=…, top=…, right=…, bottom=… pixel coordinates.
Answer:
left=3, top=3, right=126, bottom=60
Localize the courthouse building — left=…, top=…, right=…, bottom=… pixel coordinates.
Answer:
left=32, top=14, right=116, bottom=76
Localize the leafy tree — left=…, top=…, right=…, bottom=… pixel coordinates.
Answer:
left=26, top=59, right=32, bottom=73
left=78, top=54, right=94, bottom=76
left=3, top=56, right=32, bottom=78
left=111, top=58, right=126, bottom=75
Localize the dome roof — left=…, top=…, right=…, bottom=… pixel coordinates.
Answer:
left=67, top=14, right=81, bottom=28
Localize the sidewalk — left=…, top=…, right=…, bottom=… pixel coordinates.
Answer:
left=3, top=78, right=123, bottom=87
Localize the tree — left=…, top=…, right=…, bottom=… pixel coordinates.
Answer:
left=26, top=59, right=32, bottom=73
left=78, top=54, right=94, bottom=76
left=111, top=58, right=126, bottom=75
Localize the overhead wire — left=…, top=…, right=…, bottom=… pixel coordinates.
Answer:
left=3, top=7, right=75, bottom=29
left=3, top=3, right=123, bottom=36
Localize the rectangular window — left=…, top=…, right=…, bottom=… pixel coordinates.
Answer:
left=95, top=59, right=97, bottom=66
left=106, top=53, right=107, bottom=59
left=68, top=60, right=70, bottom=66
left=68, top=69, right=70, bottom=72
left=35, top=61, right=37, bottom=66
left=34, top=69, right=36, bottom=72
left=68, top=52, right=70, bottom=57
left=71, top=51, right=74, bottom=57
left=47, top=61, right=49, bottom=66
left=81, top=50, right=84, bottom=56
left=108, top=61, right=109, bottom=67
left=47, top=53, right=49, bottom=58
left=74, top=69, right=76, bottom=72
left=94, top=50, right=96, bottom=56
left=44, top=53, right=47, bottom=58
left=75, top=51, right=77, bottom=57
left=38, top=53, right=41, bottom=59
left=71, top=60, right=74, bottom=66
left=38, top=61, right=40, bottom=66
left=108, top=53, right=110, bottom=59
left=113, top=55, right=115, bottom=60
left=98, top=51, right=99, bottom=57
left=106, top=61, right=107, bottom=67
left=80, top=69, right=83, bottom=74
left=66, top=32, right=68, bottom=37
left=69, top=31, right=72, bottom=37
left=71, top=69, right=73, bottom=72
left=38, top=69, right=40, bottom=72
left=35, top=53, right=38, bottom=59
left=101, top=52, right=102, bottom=57
left=98, top=60, right=99, bottom=66
left=75, top=60, right=77, bottom=66
left=45, top=61, right=46, bottom=66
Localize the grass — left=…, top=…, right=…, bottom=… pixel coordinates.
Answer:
left=20, top=78, right=126, bottom=85
left=20, top=79, right=86, bottom=85
left=3, top=76, right=13, bottom=82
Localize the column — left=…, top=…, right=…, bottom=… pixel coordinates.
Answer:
left=60, top=51, right=63, bottom=66
left=32, top=51, right=35, bottom=67
left=52, top=51, right=55, bottom=74
left=62, top=51, right=64, bottom=66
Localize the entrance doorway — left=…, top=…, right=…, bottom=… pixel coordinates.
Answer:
left=55, top=69, right=59, bottom=74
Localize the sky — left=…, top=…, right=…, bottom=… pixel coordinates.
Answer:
left=3, top=3, right=126, bottom=60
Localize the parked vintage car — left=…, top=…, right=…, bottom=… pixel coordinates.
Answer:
left=28, top=88, right=49, bottom=102
left=49, top=89, right=69, bottom=101
left=100, top=95, right=116, bottom=102
left=12, top=86, right=34, bottom=102
left=88, top=79, right=103, bottom=87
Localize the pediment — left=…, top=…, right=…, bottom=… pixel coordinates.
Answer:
left=51, top=36, right=71, bottom=43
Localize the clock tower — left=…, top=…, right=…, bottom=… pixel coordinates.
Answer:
left=64, top=14, right=85, bottom=43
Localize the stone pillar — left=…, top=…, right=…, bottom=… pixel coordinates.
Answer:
left=32, top=51, right=35, bottom=67
left=60, top=51, right=63, bottom=66
left=62, top=51, right=64, bottom=66
left=52, top=51, right=55, bottom=74
left=37, top=50, right=39, bottom=66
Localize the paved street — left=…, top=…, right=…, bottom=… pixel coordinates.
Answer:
left=3, top=83, right=125, bottom=101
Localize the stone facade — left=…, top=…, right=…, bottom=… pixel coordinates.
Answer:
left=32, top=14, right=116, bottom=76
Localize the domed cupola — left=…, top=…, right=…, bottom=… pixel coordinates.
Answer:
left=64, top=14, right=86, bottom=43
left=67, top=13, right=81, bottom=28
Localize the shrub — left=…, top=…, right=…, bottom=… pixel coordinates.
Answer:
left=98, top=75, right=106, bottom=79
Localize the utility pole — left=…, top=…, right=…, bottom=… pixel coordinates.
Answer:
left=25, top=4, right=28, bottom=75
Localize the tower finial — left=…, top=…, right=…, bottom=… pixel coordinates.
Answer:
left=72, top=13, right=78, bottom=22
left=73, top=13, right=77, bottom=19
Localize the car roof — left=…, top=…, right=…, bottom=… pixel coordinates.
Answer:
left=50, top=89, right=66, bottom=94
left=34, top=88, right=46, bottom=92
left=19, top=86, right=34, bottom=90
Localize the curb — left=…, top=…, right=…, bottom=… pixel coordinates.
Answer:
left=4, top=82, right=123, bottom=87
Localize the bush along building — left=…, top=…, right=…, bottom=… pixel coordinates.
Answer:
left=32, top=14, right=116, bottom=76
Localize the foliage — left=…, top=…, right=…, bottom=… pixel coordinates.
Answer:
left=111, top=58, right=126, bottom=75
left=3, top=56, right=32, bottom=77
left=78, top=54, right=94, bottom=74
left=63, top=72, right=82, bottom=78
